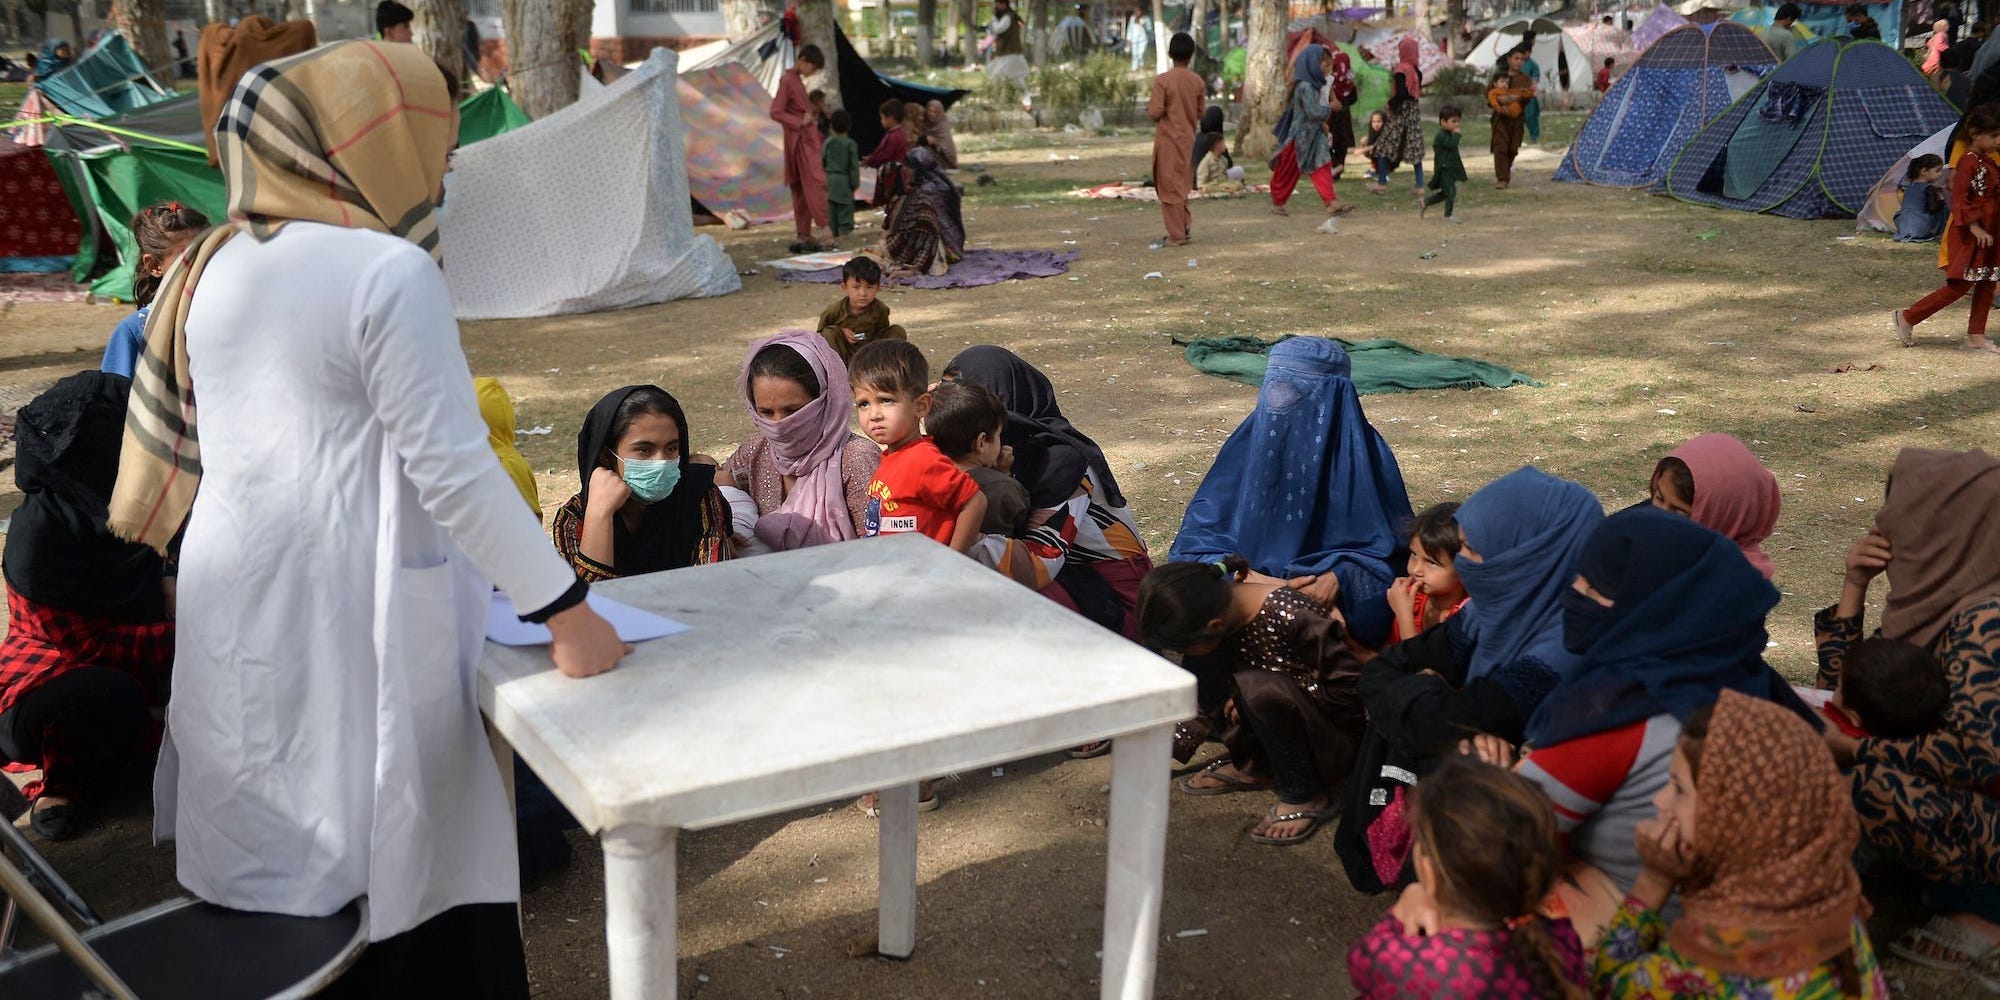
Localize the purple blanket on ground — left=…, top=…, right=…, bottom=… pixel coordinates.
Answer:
left=779, top=249, right=1079, bottom=289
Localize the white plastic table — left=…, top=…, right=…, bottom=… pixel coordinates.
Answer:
left=477, top=535, right=1196, bottom=1000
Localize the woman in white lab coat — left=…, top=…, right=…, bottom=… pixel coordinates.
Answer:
left=108, top=41, right=627, bottom=996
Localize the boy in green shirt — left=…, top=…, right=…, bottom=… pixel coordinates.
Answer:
left=823, top=108, right=861, bottom=238
left=1421, top=105, right=1467, bottom=223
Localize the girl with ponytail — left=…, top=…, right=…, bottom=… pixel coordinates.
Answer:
left=1347, top=755, right=1587, bottom=999
left=1136, top=556, right=1368, bottom=847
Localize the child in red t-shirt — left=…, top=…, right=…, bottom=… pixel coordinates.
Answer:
left=849, top=339, right=987, bottom=551
left=1386, top=501, right=1471, bottom=643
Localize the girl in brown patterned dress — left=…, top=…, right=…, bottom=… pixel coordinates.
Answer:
left=1138, top=555, right=1367, bottom=846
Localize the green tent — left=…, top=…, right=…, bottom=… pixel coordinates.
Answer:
left=52, top=87, right=532, bottom=300
left=1220, top=44, right=1387, bottom=119
left=1336, top=42, right=1391, bottom=120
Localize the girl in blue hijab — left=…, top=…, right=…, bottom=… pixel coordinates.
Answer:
left=1356, top=466, right=1602, bottom=759
left=32, top=39, right=73, bottom=81
left=1170, top=337, right=1410, bottom=648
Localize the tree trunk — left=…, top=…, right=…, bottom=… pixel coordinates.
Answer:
left=1216, top=0, right=1230, bottom=58
left=1150, top=0, right=1168, bottom=72
left=721, top=0, right=781, bottom=38
left=1444, top=0, right=1464, bottom=56
left=915, top=0, right=934, bottom=64
left=203, top=0, right=222, bottom=26
left=503, top=0, right=588, bottom=118
left=1189, top=0, right=1208, bottom=57
left=956, top=0, right=976, bottom=61
left=1236, top=0, right=1283, bottom=158
left=796, top=0, right=842, bottom=111
left=111, top=0, right=168, bottom=75
left=411, top=0, right=464, bottom=80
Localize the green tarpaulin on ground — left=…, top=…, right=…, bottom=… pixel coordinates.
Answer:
left=56, top=87, right=531, bottom=300
left=1180, top=335, right=1544, bottom=394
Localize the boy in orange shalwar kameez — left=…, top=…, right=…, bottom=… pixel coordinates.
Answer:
left=770, top=44, right=835, bottom=252
left=1148, top=32, right=1206, bottom=249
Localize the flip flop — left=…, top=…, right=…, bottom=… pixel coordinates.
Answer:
left=1067, top=741, right=1112, bottom=759
left=1889, top=914, right=2000, bottom=971
left=1176, top=757, right=1274, bottom=797
left=1250, top=803, right=1337, bottom=846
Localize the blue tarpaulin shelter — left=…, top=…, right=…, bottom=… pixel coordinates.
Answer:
left=1556, top=22, right=1776, bottom=189
left=1663, top=38, right=1958, bottom=219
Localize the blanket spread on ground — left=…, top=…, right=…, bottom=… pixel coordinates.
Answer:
left=1180, top=335, right=1544, bottom=395
left=778, top=249, right=1078, bottom=289
left=1070, top=182, right=1271, bottom=201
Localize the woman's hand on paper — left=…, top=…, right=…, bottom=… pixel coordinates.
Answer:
left=547, top=603, right=631, bottom=679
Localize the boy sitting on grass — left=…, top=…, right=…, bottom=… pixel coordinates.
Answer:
left=817, top=256, right=907, bottom=364
left=850, top=339, right=986, bottom=552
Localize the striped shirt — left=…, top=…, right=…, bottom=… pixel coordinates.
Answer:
left=1517, top=714, right=1681, bottom=892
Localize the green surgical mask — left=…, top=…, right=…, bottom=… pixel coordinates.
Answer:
left=620, top=457, right=681, bottom=504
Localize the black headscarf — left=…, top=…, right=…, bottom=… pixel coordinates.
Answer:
left=944, top=346, right=1126, bottom=510
left=1524, top=505, right=1809, bottom=747
left=4, top=372, right=167, bottom=619
left=574, top=385, right=717, bottom=575
left=1193, top=105, right=1229, bottom=175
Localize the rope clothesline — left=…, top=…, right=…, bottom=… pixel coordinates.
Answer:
left=8, top=112, right=206, bottom=154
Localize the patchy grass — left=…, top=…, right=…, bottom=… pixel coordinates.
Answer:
left=0, top=81, right=29, bottom=120
left=5, top=124, right=1996, bottom=1000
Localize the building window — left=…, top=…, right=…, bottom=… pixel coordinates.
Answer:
left=630, top=0, right=719, bottom=13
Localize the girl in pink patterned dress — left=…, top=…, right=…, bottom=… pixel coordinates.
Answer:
left=1348, top=756, right=1588, bottom=999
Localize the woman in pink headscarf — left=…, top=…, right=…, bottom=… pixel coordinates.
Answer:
left=1367, top=36, right=1427, bottom=195
left=1648, top=434, right=1782, bottom=578
left=716, top=330, right=881, bottom=553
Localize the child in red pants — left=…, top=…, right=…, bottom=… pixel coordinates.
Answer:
left=1895, top=106, right=2000, bottom=354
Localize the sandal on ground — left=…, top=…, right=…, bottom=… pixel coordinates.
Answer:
left=1270, top=205, right=1290, bottom=216
left=1893, top=309, right=1916, bottom=347
left=1889, top=914, right=2000, bottom=970
left=1249, top=803, right=1337, bottom=846
left=1176, top=757, right=1275, bottom=797
left=1067, top=741, right=1112, bottom=759
left=30, top=799, right=78, bottom=840
left=855, top=789, right=941, bottom=817
left=1328, top=201, right=1355, bottom=216
left=1418, top=194, right=1429, bottom=218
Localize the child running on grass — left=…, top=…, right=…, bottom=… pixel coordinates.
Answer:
left=1419, top=105, right=1466, bottom=223
left=1895, top=104, right=2000, bottom=354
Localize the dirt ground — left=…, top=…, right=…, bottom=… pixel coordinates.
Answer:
left=4, top=116, right=1999, bottom=998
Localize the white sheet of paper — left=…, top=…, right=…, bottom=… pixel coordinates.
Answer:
left=485, top=591, right=691, bottom=647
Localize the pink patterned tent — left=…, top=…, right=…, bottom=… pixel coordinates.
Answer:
left=678, top=62, right=793, bottom=225
left=1565, top=20, right=1637, bottom=67
left=1633, top=3, right=1691, bottom=51
left=1359, top=30, right=1451, bottom=80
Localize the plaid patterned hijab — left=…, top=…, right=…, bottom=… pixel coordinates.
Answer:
left=110, top=41, right=455, bottom=551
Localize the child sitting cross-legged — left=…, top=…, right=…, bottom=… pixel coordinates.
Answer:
left=1348, top=755, right=1588, bottom=999
left=817, top=255, right=907, bottom=364
left=925, top=379, right=1030, bottom=536
left=850, top=339, right=986, bottom=552
left=1896, top=153, right=1948, bottom=244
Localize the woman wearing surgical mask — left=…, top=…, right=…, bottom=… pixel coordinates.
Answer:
left=554, top=385, right=734, bottom=580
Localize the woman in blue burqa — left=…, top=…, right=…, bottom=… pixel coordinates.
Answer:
left=1167, top=337, right=1411, bottom=759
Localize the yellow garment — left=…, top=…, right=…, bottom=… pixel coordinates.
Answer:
left=475, top=377, right=541, bottom=520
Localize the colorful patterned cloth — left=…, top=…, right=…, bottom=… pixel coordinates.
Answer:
left=0, top=138, right=80, bottom=262
left=1593, top=900, right=1888, bottom=999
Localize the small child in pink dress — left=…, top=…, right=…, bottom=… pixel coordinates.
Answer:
left=1348, top=756, right=1589, bottom=999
